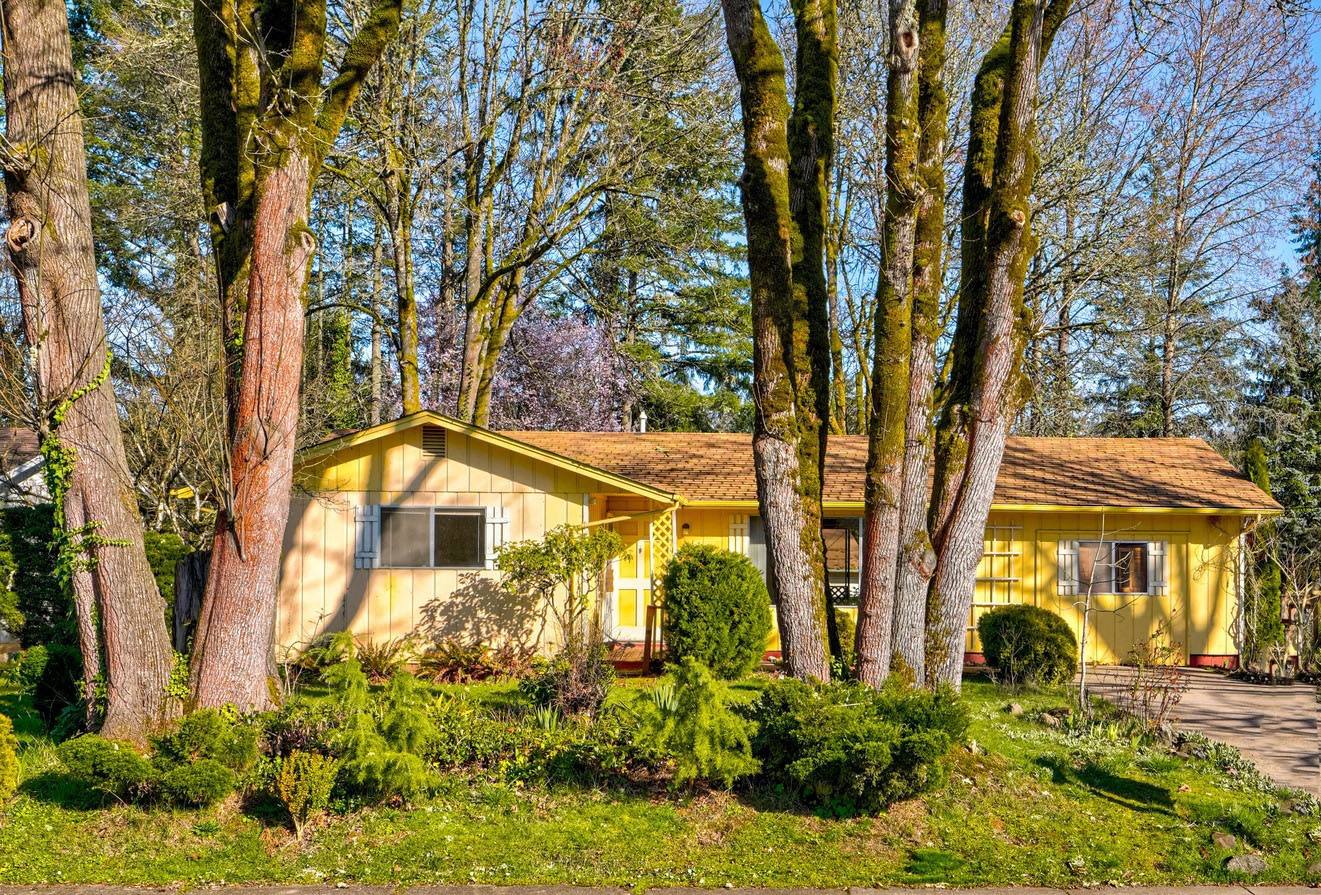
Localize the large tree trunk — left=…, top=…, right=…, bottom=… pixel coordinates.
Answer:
left=2, top=0, right=176, bottom=740
left=786, top=0, right=838, bottom=665
left=926, top=0, right=1070, bottom=687
left=190, top=155, right=314, bottom=709
left=889, top=0, right=948, bottom=682
left=856, top=0, right=920, bottom=686
left=190, top=0, right=401, bottom=708
left=722, top=0, right=830, bottom=681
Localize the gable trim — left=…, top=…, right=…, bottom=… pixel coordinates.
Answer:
left=302, top=411, right=679, bottom=503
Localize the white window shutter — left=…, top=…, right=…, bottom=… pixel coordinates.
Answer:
left=354, top=505, right=380, bottom=569
left=728, top=514, right=749, bottom=556
left=1057, top=539, right=1078, bottom=595
left=1148, top=541, right=1168, bottom=596
left=485, top=506, right=510, bottom=570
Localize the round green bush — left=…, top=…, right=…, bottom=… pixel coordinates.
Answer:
left=662, top=544, right=771, bottom=679
left=159, top=758, right=236, bottom=807
left=744, top=678, right=967, bottom=814
left=0, top=713, right=18, bottom=800
left=977, top=605, right=1077, bottom=687
left=57, top=734, right=154, bottom=798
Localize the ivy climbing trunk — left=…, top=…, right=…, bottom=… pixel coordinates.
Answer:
left=1, top=0, right=177, bottom=740
left=722, top=0, right=832, bottom=681
left=925, top=0, right=1070, bottom=687
left=190, top=0, right=401, bottom=710
left=856, top=0, right=920, bottom=687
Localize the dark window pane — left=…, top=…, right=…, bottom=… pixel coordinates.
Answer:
left=1114, top=543, right=1147, bottom=594
left=381, top=507, right=430, bottom=568
left=434, top=511, right=484, bottom=568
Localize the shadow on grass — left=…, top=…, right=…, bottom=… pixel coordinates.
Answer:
left=904, top=848, right=968, bottom=883
left=1035, top=755, right=1174, bottom=815
left=18, top=770, right=107, bottom=810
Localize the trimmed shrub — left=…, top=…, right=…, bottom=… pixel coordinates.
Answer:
left=639, top=657, right=759, bottom=788
left=276, top=750, right=338, bottom=838
left=57, top=735, right=154, bottom=798
left=158, top=758, right=236, bottom=807
left=745, top=678, right=967, bottom=814
left=662, top=544, right=771, bottom=679
left=152, top=708, right=258, bottom=771
left=0, top=713, right=18, bottom=800
left=977, top=604, right=1077, bottom=687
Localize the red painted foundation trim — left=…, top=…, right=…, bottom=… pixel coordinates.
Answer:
left=1188, top=654, right=1239, bottom=669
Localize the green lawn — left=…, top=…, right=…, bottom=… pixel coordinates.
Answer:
left=1, top=676, right=1318, bottom=887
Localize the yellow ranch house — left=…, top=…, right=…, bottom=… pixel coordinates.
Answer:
left=280, top=411, right=1281, bottom=667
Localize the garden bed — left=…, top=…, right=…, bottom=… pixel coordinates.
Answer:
left=1, top=675, right=1318, bottom=887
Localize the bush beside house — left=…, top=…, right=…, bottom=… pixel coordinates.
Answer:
left=662, top=544, right=771, bottom=679
left=977, top=605, right=1077, bottom=686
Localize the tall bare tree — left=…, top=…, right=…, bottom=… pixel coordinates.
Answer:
left=0, top=0, right=177, bottom=739
left=188, top=0, right=401, bottom=709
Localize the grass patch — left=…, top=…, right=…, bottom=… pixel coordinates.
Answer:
left=0, top=674, right=1317, bottom=886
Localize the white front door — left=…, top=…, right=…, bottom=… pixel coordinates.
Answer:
left=605, top=520, right=651, bottom=642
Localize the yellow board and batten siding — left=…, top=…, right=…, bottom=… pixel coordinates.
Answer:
left=666, top=506, right=1244, bottom=664
left=278, top=426, right=599, bottom=654
left=277, top=414, right=1252, bottom=666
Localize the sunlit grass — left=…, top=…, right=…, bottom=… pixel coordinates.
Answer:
left=1, top=675, right=1317, bottom=886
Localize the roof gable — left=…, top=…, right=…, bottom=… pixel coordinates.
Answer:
left=302, top=411, right=678, bottom=503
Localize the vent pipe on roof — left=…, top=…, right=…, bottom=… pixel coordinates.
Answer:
left=638, top=408, right=648, bottom=434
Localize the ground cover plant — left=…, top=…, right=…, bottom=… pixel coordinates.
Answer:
left=1, top=673, right=1319, bottom=887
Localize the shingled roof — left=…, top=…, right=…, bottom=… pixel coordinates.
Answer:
left=502, top=431, right=1281, bottom=512
left=0, top=428, right=39, bottom=472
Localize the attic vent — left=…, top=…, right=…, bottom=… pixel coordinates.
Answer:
left=421, top=426, right=447, bottom=459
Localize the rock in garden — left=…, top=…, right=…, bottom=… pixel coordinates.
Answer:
left=965, top=740, right=981, bottom=755
left=1225, top=855, right=1266, bottom=875
left=1212, top=832, right=1237, bottom=849
left=1040, top=712, right=1061, bottom=728
left=1008, top=702, right=1024, bottom=715
left=1307, top=861, right=1321, bottom=877
left=1177, top=783, right=1191, bottom=792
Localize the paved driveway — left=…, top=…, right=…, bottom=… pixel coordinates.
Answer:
left=1085, top=667, right=1320, bottom=795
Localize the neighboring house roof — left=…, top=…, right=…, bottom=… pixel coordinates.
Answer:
left=0, top=427, right=48, bottom=507
left=503, top=431, right=1283, bottom=513
left=0, top=428, right=39, bottom=471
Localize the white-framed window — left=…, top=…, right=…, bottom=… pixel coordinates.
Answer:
left=356, top=504, right=511, bottom=571
left=380, top=507, right=485, bottom=569
left=1057, top=539, right=1168, bottom=596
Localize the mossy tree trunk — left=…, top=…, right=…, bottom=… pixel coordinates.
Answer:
left=189, top=0, right=401, bottom=710
left=721, top=0, right=833, bottom=681
left=856, top=0, right=921, bottom=686
left=787, top=0, right=838, bottom=666
left=925, top=0, right=1070, bottom=687
left=0, top=0, right=178, bottom=742
left=889, top=0, right=948, bottom=681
